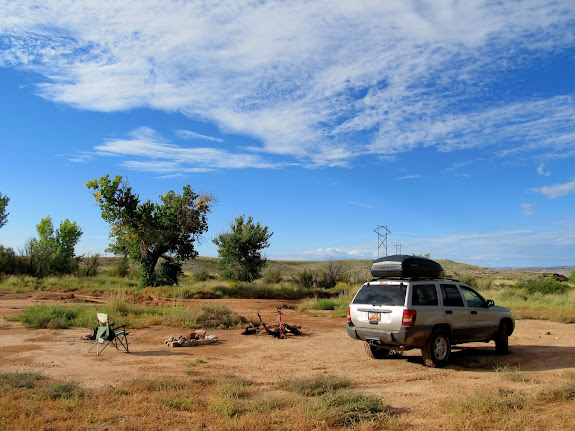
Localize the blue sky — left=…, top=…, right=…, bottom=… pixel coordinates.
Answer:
left=1, top=0, right=574, bottom=268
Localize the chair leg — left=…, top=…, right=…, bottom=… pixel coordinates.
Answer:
left=114, top=334, right=129, bottom=353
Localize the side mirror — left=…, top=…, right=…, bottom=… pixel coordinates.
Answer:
left=486, top=299, right=494, bottom=307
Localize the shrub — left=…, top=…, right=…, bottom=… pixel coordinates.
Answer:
left=279, top=375, right=349, bottom=397
left=293, top=268, right=315, bottom=288
left=15, top=305, right=82, bottom=329
left=263, top=267, right=282, bottom=284
left=0, top=245, right=18, bottom=275
left=189, top=304, right=247, bottom=329
left=44, top=381, right=84, bottom=400
left=193, top=268, right=211, bottom=282
left=0, top=372, right=41, bottom=389
left=113, top=256, right=131, bottom=277
left=155, top=260, right=183, bottom=285
left=317, top=260, right=344, bottom=289
left=514, top=275, right=569, bottom=295
left=316, top=299, right=336, bottom=310
left=77, top=254, right=100, bottom=277
left=460, top=276, right=478, bottom=289
left=316, top=390, right=391, bottom=427
left=570, top=267, right=575, bottom=284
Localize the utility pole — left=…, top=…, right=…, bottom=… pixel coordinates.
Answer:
left=374, top=225, right=391, bottom=258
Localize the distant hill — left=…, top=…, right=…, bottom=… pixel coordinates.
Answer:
left=100, top=256, right=571, bottom=282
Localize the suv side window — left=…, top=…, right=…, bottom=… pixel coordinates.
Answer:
left=440, top=284, right=464, bottom=307
left=411, top=284, right=439, bottom=306
left=459, top=285, right=486, bottom=307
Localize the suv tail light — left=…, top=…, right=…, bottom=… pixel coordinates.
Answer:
left=347, top=307, right=351, bottom=322
left=402, top=309, right=416, bottom=326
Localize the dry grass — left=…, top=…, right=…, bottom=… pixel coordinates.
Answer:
left=1, top=370, right=574, bottom=431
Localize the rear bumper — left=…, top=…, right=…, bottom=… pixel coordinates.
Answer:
left=346, top=322, right=431, bottom=348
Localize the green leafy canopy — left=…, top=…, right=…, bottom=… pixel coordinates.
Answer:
left=0, top=192, right=9, bottom=229
left=213, top=214, right=273, bottom=282
left=85, top=175, right=213, bottom=287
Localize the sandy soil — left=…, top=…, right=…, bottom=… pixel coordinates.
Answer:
left=1, top=291, right=575, bottom=424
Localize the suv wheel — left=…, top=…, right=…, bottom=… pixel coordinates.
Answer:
left=422, top=330, right=451, bottom=367
left=495, top=321, right=509, bottom=355
left=364, top=342, right=390, bottom=359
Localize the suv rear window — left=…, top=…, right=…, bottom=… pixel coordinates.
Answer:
left=353, top=283, right=407, bottom=306
left=412, top=284, right=439, bottom=306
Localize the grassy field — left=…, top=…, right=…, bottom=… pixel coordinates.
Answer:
left=1, top=257, right=574, bottom=430
left=2, top=256, right=574, bottom=326
left=0, top=369, right=573, bottom=430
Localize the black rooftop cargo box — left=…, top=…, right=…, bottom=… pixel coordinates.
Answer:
left=370, top=255, right=444, bottom=278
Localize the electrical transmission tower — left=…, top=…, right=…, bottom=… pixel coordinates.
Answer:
left=374, top=225, right=391, bottom=258
left=395, top=243, right=402, bottom=255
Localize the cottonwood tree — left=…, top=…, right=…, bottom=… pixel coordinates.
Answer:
left=85, top=175, right=212, bottom=287
left=213, top=214, right=273, bottom=282
left=27, top=216, right=83, bottom=277
left=0, top=192, right=9, bottom=229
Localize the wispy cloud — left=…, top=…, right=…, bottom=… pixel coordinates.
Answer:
left=92, top=126, right=277, bottom=172
left=396, top=175, right=421, bottom=180
left=521, top=203, right=534, bottom=217
left=1, top=1, right=575, bottom=167
left=176, top=130, right=224, bottom=143
left=537, top=163, right=551, bottom=176
left=303, top=247, right=375, bottom=259
left=531, top=181, right=575, bottom=198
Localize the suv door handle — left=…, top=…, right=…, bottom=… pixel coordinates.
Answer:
left=470, top=310, right=478, bottom=315
left=445, top=310, right=453, bottom=314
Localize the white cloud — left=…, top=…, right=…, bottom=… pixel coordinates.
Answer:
left=93, top=127, right=277, bottom=172
left=1, top=1, right=575, bottom=167
left=303, top=247, right=375, bottom=259
left=521, top=203, right=534, bottom=217
left=531, top=181, right=575, bottom=199
left=537, top=163, right=551, bottom=176
left=176, top=130, right=224, bottom=143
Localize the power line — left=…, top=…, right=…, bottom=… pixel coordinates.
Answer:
left=374, top=225, right=391, bottom=258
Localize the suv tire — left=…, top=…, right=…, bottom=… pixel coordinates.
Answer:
left=364, top=342, right=390, bottom=359
left=422, top=329, right=451, bottom=367
left=495, top=321, right=509, bottom=355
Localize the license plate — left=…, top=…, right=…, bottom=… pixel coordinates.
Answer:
left=368, top=312, right=381, bottom=321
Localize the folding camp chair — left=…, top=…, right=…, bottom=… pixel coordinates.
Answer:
left=88, top=313, right=129, bottom=356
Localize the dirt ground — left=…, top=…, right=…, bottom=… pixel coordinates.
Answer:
left=1, top=291, right=575, bottom=426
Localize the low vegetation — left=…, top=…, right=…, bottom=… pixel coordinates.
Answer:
left=9, top=299, right=247, bottom=330
left=1, top=370, right=573, bottom=430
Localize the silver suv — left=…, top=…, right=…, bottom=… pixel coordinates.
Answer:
left=346, top=257, right=514, bottom=367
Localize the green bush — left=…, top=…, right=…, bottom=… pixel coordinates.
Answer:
left=113, top=256, right=131, bottom=277
left=514, top=275, right=569, bottom=295
left=316, top=298, right=336, bottom=310
left=15, top=305, right=83, bottom=329
left=44, top=381, right=84, bottom=400
left=279, top=375, right=349, bottom=397
left=0, top=245, right=18, bottom=275
left=155, top=260, right=183, bottom=286
left=193, top=268, right=211, bottom=282
left=263, top=267, right=282, bottom=284
left=293, top=268, right=315, bottom=288
left=460, top=276, right=478, bottom=289
left=0, top=372, right=41, bottom=389
left=570, top=268, right=575, bottom=284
